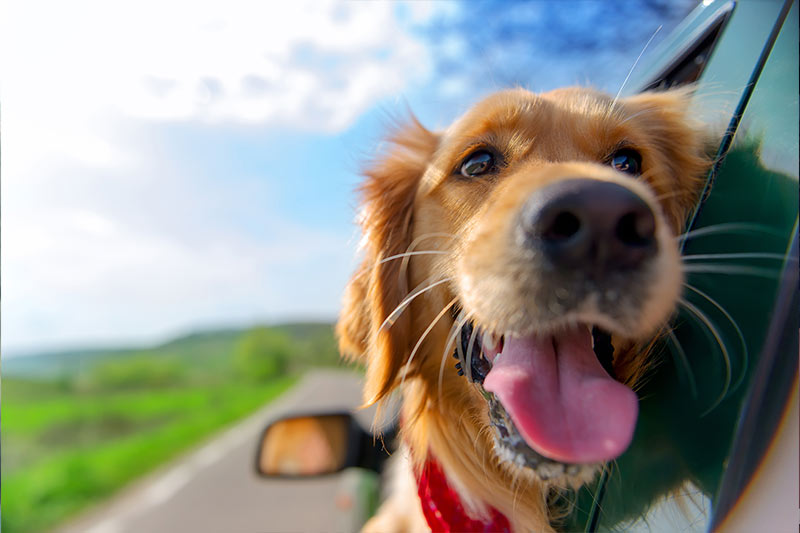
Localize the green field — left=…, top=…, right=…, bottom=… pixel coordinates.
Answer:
left=2, top=322, right=343, bottom=533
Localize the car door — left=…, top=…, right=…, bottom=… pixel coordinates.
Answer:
left=564, top=1, right=799, bottom=531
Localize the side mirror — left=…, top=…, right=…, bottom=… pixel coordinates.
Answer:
left=255, top=412, right=394, bottom=478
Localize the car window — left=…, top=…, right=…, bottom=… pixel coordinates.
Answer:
left=641, top=1, right=734, bottom=90
left=560, top=1, right=798, bottom=531
left=703, top=0, right=799, bottom=526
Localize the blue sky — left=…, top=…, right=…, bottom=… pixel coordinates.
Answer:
left=1, top=0, right=698, bottom=354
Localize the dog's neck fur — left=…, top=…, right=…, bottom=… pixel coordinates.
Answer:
left=400, top=377, right=558, bottom=533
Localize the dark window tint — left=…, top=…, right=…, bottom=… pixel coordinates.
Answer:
left=643, top=3, right=735, bottom=90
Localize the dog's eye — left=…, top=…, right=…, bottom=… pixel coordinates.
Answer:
left=610, top=149, right=642, bottom=175
left=460, top=150, right=495, bottom=178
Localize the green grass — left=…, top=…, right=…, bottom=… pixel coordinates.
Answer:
left=1, top=322, right=343, bottom=533
left=2, top=377, right=297, bottom=533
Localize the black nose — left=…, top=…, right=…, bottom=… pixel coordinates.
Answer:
left=519, top=179, right=657, bottom=272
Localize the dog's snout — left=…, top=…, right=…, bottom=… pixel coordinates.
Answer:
left=520, top=178, right=657, bottom=271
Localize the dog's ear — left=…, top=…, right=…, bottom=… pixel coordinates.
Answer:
left=336, top=117, right=439, bottom=405
left=624, top=89, right=712, bottom=228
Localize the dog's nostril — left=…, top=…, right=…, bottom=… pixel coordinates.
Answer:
left=615, top=210, right=656, bottom=246
left=544, top=212, right=581, bottom=241
left=519, top=178, right=658, bottom=271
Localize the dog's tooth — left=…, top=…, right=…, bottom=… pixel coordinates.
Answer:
left=484, top=331, right=499, bottom=351
left=493, top=332, right=503, bottom=350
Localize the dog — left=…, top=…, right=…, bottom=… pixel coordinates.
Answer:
left=337, top=87, right=710, bottom=532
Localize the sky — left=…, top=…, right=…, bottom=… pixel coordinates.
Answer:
left=1, top=0, right=698, bottom=355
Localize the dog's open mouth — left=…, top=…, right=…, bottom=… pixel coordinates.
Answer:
left=453, top=318, right=639, bottom=480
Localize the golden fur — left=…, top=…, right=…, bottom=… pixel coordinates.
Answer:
left=337, top=87, right=709, bottom=532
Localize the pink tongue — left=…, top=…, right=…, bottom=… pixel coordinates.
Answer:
left=483, top=327, right=638, bottom=463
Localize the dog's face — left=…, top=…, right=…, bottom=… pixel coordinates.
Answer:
left=338, top=87, right=708, bottom=487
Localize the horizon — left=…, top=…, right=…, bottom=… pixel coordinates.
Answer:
left=3, top=315, right=340, bottom=359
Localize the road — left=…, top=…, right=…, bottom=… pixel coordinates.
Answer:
left=58, top=370, right=383, bottom=533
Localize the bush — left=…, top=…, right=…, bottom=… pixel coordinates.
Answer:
left=86, top=356, right=187, bottom=390
left=233, top=327, right=291, bottom=382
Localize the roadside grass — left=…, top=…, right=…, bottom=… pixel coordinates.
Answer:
left=2, top=322, right=343, bottom=533
left=2, top=377, right=297, bottom=533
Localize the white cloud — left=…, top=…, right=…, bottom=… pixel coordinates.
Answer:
left=1, top=0, right=434, bottom=139
left=1, top=0, right=440, bottom=351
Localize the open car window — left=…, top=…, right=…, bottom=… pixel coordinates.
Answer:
left=566, top=1, right=799, bottom=531
left=641, top=1, right=734, bottom=90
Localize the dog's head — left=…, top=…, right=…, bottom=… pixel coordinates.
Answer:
left=338, top=88, right=708, bottom=487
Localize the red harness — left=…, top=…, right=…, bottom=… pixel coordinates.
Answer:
left=416, top=458, right=512, bottom=533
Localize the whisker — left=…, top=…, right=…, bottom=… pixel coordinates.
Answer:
left=466, top=319, right=480, bottom=383
left=666, top=329, right=698, bottom=398
left=584, top=466, right=609, bottom=526
left=611, top=458, right=624, bottom=488
left=677, top=222, right=781, bottom=242
left=682, top=264, right=779, bottom=279
left=380, top=250, right=449, bottom=264
left=455, top=318, right=466, bottom=376
left=350, top=250, right=451, bottom=284
left=439, top=314, right=469, bottom=405
left=678, top=297, right=732, bottom=416
left=683, top=283, right=748, bottom=392
left=399, top=232, right=456, bottom=287
left=379, top=277, right=452, bottom=332
left=400, top=297, right=458, bottom=391
left=610, top=25, right=662, bottom=111
left=682, top=252, right=788, bottom=262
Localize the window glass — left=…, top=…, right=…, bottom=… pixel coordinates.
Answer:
left=564, top=1, right=798, bottom=531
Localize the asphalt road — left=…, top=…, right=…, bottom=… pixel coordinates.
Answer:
left=58, top=370, right=382, bottom=533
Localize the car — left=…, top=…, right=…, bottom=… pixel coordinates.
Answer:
left=256, top=0, right=799, bottom=530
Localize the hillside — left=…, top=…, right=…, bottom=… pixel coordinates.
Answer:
left=2, top=321, right=346, bottom=533
left=2, top=321, right=341, bottom=380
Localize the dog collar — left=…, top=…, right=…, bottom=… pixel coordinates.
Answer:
left=416, top=457, right=511, bottom=533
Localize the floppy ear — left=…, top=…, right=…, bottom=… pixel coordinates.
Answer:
left=624, top=89, right=712, bottom=229
left=336, top=117, right=439, bottom=405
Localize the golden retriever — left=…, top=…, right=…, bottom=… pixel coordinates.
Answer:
left=337, top=87, right=709, bottom=532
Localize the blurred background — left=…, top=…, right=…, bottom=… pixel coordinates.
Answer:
left=1, top=1, right=700, bottom=532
